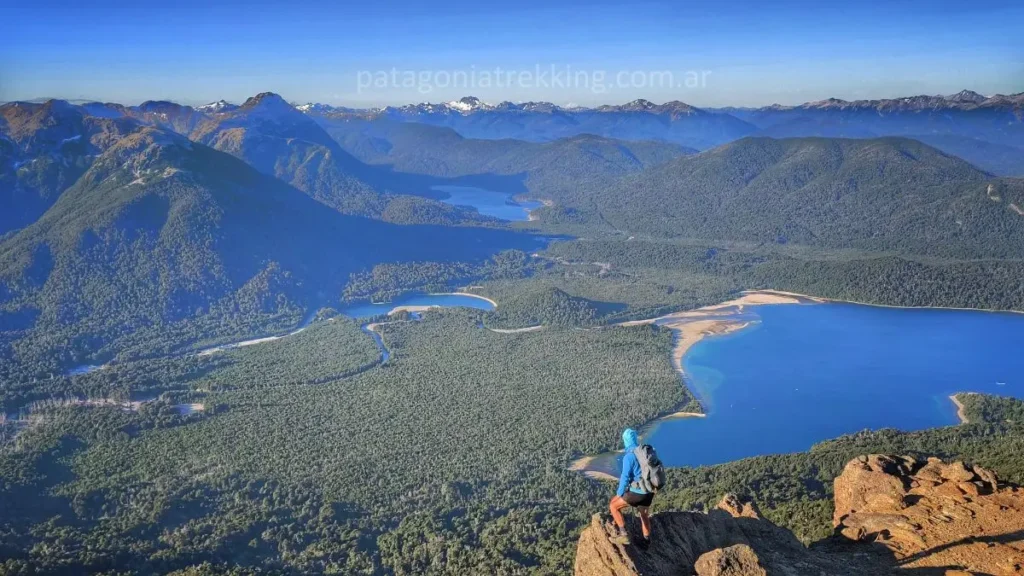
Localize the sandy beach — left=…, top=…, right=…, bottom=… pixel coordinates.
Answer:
left=380, top=292, right=498, bottom=316
left=488, top=325, right=545, bottom=334
left=617, top=290, right=812, bottom=376
left=664, top=319, right=752, bottom=374
left=567, top=454, right=619, bottom=482
left=427, top=292, right=499, bottom=308
left=950, top=393, right=971, bottom=424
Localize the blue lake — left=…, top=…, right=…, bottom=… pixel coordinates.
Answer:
left=431, top=185, right=542, bottom=221
left=339, top=293, right=496, bottom=318
left=646, top=302, right=1024, bottom=468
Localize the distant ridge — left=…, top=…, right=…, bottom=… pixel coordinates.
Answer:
left=6, top=89, right=1021, bottom=114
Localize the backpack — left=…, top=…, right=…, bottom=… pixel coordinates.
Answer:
left=632, top=444, right=666, bottom=493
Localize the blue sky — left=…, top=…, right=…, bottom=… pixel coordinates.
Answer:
left=2, top=0, right=1022, bottom=107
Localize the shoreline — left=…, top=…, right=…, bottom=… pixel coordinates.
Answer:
left=427, top=291, right=499, bottom=308
left=384, top=292, right=498, bottom=316
left=197, top=309, right=318, bottom=357
left=618, top=289, right=813, bottom=379
left=783, top=291, right=1024, bottom=317
left=567, top=455, right=619, bottom=482
left=488, top=325, right=545, bottom=334
left=950, top=393, right=970, bottom=425
left=526, top=198, right=554, bottom=222
left=568, top=290, right=811, bottom=480
left=567, top=289, right=1016, bottom=480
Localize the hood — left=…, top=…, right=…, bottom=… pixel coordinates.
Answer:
left=622, top=428, right=639, bottom=451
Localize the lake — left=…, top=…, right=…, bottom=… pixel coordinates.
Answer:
left=339, top=293, right=496, bottom=318
left=431, top=185, right=542, bottom=221
left=645, top=302, right=1024, bottom=468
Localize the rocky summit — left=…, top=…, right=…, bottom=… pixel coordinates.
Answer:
left=574, top=455, right=1024, bottom=576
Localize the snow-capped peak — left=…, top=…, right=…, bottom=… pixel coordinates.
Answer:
left=296, top=102, right=335, bottom=113
left=197, top=100, right=237, bottom=113
left=445, top=96, right=492, bottom=113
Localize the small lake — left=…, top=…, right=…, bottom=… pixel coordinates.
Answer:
left=67, top=364, right=105, bottom=376
left=431, top=185, right=542, bottom=221
left=646, top=302, right=1024, bottom=468
left=339, top=293, right=496, bottom=318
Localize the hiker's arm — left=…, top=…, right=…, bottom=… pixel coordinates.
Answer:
left=616, top=453, right=633, bottom=496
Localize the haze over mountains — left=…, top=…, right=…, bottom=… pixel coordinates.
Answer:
left=2, top=88, right=1023, bottom=369
left=290, top=90, right=1024, bottom=175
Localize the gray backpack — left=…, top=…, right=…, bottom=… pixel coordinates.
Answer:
left=632, top=444, right=666, bottom=493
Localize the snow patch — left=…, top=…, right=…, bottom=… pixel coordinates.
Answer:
left=197, top=100, right=237, bottom=113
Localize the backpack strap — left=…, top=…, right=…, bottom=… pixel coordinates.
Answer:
left=630, top=446, right=648, bottom=493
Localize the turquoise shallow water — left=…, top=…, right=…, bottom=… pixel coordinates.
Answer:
left=645, top=302, right=1024, bottom=468
left=339, top=293, right=495, bottom=318
left=431, top=185, right=542, bottom=221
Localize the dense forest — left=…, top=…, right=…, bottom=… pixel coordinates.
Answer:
left=2, top=304, right=1022, bottom=573
left=0, top=130, right=539, bottom=387
left=1, top=309, right=690, bottom=574
left=537, top=138, right=1024, bottom=259
left=536, top=238, right=1024, bottom=319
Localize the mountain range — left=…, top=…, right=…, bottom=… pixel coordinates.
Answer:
left=317, top=119, right=694, bottom=200
left=0, top=122, right=538, bottom=374
left=295, top=90, right=1024, bottom=175
left=2, top=89, right=1023, bottom=373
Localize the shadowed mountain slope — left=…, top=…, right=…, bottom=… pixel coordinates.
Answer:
left=0, top=126, right=538, bottom=371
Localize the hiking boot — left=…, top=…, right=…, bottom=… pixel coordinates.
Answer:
left=637, top=536, right=651, bottom=551
left=608, top=527, right=631, bottom=545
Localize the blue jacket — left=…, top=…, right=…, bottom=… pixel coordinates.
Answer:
left=617, top=428, right=647, bottom=496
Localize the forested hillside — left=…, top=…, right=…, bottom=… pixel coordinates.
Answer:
left=558, top=137, right=1024, bottom=258
left=189, top=93, right=389, bottom=215
left=0, top=126, right=538, bottom=384
left=731, top=94, right=1024, bottom=175
left=318, top=118, right=693, bottom=200
left=0, top=101, right=140, bottom=234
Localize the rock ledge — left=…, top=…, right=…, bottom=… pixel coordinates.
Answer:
left=574, top=455, right=1024, bottom=576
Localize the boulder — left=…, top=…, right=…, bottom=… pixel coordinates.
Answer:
left=833, top=455, right=1024, bottom=574
left=694, top=544, right=767, bottom=576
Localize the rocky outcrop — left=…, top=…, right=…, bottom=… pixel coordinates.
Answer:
left=574, top=495, right=878, bottom=576
left=834, top=454, right=1024, bottom=575
left=574, top=455, right=1024, bottom=576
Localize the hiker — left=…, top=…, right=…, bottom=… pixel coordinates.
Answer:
left=608, top=427, right=664, bottom=548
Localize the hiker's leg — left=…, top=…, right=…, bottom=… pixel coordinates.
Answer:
left=608, top=496, right=628, bottom=529
left=638, top=507, right=652, bottom=538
